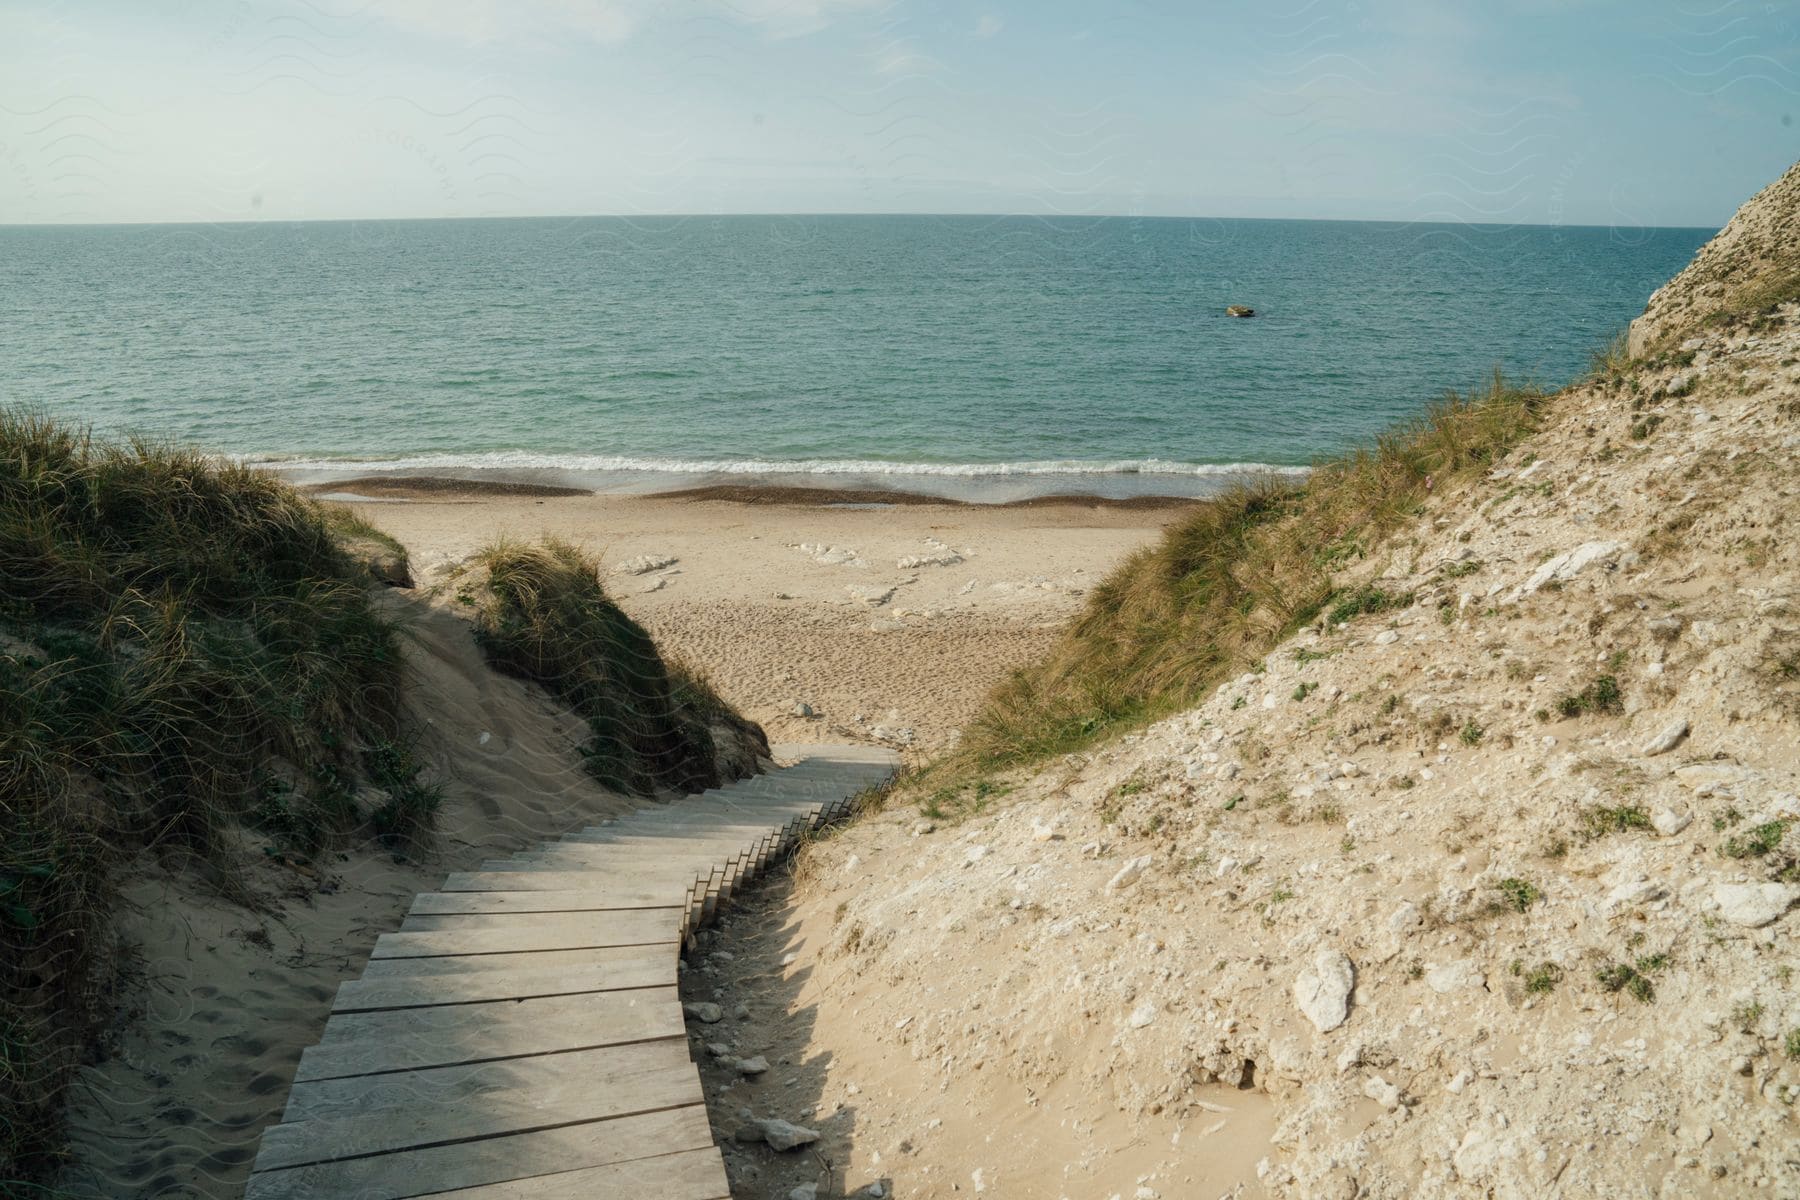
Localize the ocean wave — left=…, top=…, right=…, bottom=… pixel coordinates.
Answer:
left=242, top=450, right=1312, bottom=480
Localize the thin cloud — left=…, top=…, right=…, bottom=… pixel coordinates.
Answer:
left=355, top=0, right=877, bottom=45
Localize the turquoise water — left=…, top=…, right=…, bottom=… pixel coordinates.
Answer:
left=2, top=216, right=1709, bottom=499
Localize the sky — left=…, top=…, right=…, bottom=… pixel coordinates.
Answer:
left=1, top=0, right=1796, bottom=227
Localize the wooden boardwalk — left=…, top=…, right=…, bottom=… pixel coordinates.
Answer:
left=245, top=743, right=899, bottom=1200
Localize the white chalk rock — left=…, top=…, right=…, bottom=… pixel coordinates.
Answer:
left=1675, top=763, right=1752, bottom=795
left=1293, top=949, right=1355, bottom=1032
left=1651, top=807, right=1692, bottom=837
left=1640, top=717, right=1689, bottom=756
left=614, top=553, right=677, bottom=575
left=1714, top=883, right=1800, bottom=928
left=1603, top=878, right=1666, bottom=913
left=898, top=550, right=962, bottom=569
left=1511, top=541, right=1622, bottom=600
left=1387, top=901, right=1422, bottom=934
left=1425, top=960, right=1486, bottom=994
left=1106, top=854, right=1153, bottom=893
left=1362, top=1073, right=1403, bottom=1110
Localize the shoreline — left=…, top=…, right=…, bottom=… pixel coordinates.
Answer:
left=303, top=474, right=1211, bottom=510
left=265, top=458, right=1309, bottom=505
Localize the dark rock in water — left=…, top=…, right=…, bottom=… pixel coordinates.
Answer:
left=1226, top=305, right=1255, bottom=318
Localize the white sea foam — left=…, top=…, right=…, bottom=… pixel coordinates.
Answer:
left=242, top=450, right=1310, bottom=481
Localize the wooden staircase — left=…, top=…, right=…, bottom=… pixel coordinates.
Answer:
left=244, top=743, right=900, bottom=1199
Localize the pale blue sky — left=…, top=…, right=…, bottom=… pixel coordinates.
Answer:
left=1, top=0, right=1794, bottom=226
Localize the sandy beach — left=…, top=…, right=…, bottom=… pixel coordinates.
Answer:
left=334, top=482, right=1184, bottom=756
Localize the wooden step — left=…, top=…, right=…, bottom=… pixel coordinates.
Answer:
left=244, top=1104, right=717, bottom=1200
left=424, top=1146, right=729, bottom=1199
left=332, top=953, right=675, bottom=1013
left=262, top=1040, right=701, bottom=1167
left=359, top=945, right=667, bottom=979
left=369, top=909, right=682, bottom=959
left=300, top=987, right=680, bottom=1080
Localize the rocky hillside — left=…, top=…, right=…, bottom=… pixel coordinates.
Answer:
left=1630, top=158, right=1800, bottom=355
left=693, top=167, right=1800, bottom=1198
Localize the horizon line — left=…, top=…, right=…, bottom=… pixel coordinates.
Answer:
left=0, top=211, right=1722, bottom=234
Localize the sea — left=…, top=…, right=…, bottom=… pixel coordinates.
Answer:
left=1, top=215, right=1712, bottom=501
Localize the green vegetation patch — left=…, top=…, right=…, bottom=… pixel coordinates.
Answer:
left=919, top=777, right=1013, bottom=823
left=1581, top=805, right=1653, bottom=839
left=1511, top=959, right=1563, bottom=995
left=1327, top=585, right=1413, bottom=627
left=467, top=536, right=765, bottom=795
left=0, top=407, right=408, bottom=1179
left=1557, top=675, right=1623, bottom=718
left=1496, top=877, right=1541, bottom=912
left=952, top=373, right=1548, bottom=773
left=1595, top=952, right=1670, bottom=1004
left=1720, top=818, right=1792, bottom=861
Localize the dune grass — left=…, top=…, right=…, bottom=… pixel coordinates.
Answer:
left=0, top=408, right=410, bottom=1181
left=465, top=536, right=766, bottom=794
left=949, top=373, right=1549, bottom=781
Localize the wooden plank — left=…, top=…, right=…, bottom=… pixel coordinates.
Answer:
left=358, top=945, right=663, bottom=979
left=332, top=954, right=673, bottom=1013
left=566, top=811, right=821, bottom=840
left=513, top=846, right=763, bottom=872
left=398, top=909, right=678, bottom=934
left=472, top=857, right=748, bottom=881
left=622, top=785, right=850, bottom=808
left=588, top=813, right=821, bottom=842
left=299, top=988, right=680, bottom=1080
left=275, top=1038, right=697, bottom=1138
left=424, top=1147, right=729, bottom=1199
left=653, top=780, right=852, bottom=801
left=408, top=888, right=689, bottom=917
left=379, top=910, right=680, bottom=949
left=560, top=817, right=815, bottom=843
left=599, top=778, right=836, bottom=813
left=698, top=865, right=722, bottom=924
left=288, top=1043, right=694, bottom=1129
left=441, top=870, right=707, bottom=893
left=604, top=789, right=840, bottom=811
left=507, top=838, right=768, bottom=859
left=476, top=845, right=744, bottom=868
left=519, top=840, right=766, bottom=865
left=243, top=1103, right=716, bottom=1200
left=532, top=831, right=790, bottom=859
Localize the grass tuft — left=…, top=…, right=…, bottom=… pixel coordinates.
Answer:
left=951, top=373, right=1548, bottom=774
left=1496, top=877, right=1541, bottom=912
left=464, top=536, right=766, bottom=794
left=1557, top=675, right=1623, bottom=718
left=1581, top=805, right=1652, bottom=840
left=0, top=406, right=410, bottom=1179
